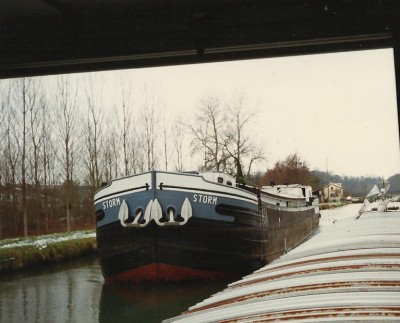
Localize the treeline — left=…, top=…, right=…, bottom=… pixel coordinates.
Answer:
left=317, top=172, right=400, bottom=196
left=251, top=154, right=320, bottom=189
left=0, top=76, right=264, bottom=239
left=251, top=154, right=399, bottom=196
left=2, top=75, right=396, bottom=239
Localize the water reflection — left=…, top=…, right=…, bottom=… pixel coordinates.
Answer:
left=0, top=257, right=103, bottom=323
left=0, top=257, right=230, bottom=323
left=99, top=281, right=229, bottom=322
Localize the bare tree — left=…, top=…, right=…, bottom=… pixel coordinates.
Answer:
left=188, top=91, right=227, bottom=171
left=55, top=75, right=80, bottom=232
left=102, top=128, right=120, bottom=183
left=0, top=82, right=7, bottom=185
left=140, top=85, right=160, bottom=171
left=172, top=116, right=185, bottom=172
left=83, top=74, right=103, bottom=187
left=224, top=91, right=265, bottom=182
left=12, top=78, right=34, bottom=237
left=0, top=81, right=7, bottom=239
left=25, top=79, right=46, bottom=234
left=27, top=81, right=43, bottom=188
left=4, top=113, right=19, bottom=187
left=40, top=94, right=55, bottom=232
left=114, top=73, right=139, bottom=176
left=161, top=107, right=175, bottom=171
left=3, top=83, right=20, bottom=234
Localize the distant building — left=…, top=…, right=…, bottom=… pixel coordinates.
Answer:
left=320, top=182, right=344, bottom=203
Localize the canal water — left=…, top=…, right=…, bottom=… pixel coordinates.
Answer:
left=0, top=203, right=362, bottom=323
left=0, top=257, right=229, bottom=323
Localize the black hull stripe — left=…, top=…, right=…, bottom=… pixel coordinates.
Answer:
left=94, top=185, right=149, bottom=203
left=216, top=203, right=261, bottom=217
left=160, top=184, right=258, bottom=203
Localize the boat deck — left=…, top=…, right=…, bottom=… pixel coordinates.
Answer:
left=165, top=203, right=400, bottom=322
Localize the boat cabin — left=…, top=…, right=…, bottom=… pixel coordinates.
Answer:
left=261, top=184, right=315, bottom=208
left=200, top=172, right=236, bottom=187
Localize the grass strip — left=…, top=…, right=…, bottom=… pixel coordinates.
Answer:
left=0, top=232, right=97, bottom=274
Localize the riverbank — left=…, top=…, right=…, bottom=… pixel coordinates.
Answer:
left=0, top=230, right=97, bottom=274
left=319, top=201, right=351, bottom=210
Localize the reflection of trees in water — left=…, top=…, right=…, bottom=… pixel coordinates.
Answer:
left=0, top=259, right=102, bottom=322
left=99, top=280, right=230, bottom=323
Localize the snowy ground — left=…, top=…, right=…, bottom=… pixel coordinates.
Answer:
left=0, top=230, right=96, bottom=250
left=318, top=202, right=362, bottom=229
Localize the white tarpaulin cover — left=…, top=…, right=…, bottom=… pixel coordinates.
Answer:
left=166, top=203, right=400, bottom=322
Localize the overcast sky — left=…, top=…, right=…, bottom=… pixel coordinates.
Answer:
left=97, top=48, right=398, bottom=178
left=47, top=48, right=398, bottom=179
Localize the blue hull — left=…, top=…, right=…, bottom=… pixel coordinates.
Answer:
left=94, top=171, right=264, bottom=282
left=94, top=171, right=318, bottom=283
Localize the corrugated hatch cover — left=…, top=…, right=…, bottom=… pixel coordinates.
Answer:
left=166, top=206, right=400, bottom=322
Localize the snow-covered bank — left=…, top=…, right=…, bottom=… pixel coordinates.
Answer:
left=0, top=230, right=95, bottom=250
left=0, top=230, right=97, bottom=274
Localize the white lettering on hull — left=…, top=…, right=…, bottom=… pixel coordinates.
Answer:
left=193, top=194, right=217, bottom=205
left=103, top=197, right=121, bottom=209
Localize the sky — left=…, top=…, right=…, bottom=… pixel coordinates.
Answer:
left=42, top=48, right=399, bottom=179
left=96, top=48, right=399, bottom=179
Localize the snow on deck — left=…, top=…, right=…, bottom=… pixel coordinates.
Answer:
left=165, top=204, right=400, bottom=322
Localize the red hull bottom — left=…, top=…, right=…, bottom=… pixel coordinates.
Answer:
left=104, top=263, right=237, bottom=284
